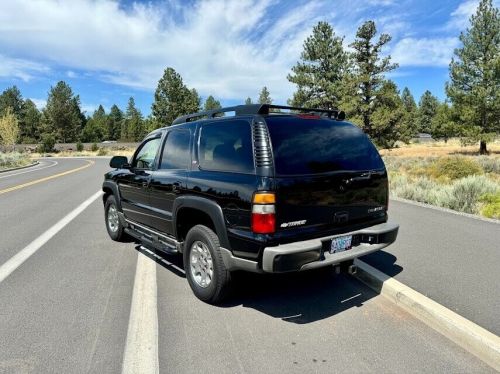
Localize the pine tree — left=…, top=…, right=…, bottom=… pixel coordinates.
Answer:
left=417, top=90, right=439, bottom=134
left=152, top=67, right=200, bottom=126
left=288, top=21, right=347, bottom=108
left=371, top=81, right=408, bottom=147
left=81, top=105, right=107, bottom=142
left=341, top=21, right=398, bottom=138
left=204, top=95, right=222, bottom=111
left=123, top=97, right=145, bottom=142
left=43, top=81, right=83, bottom=142
left=258, top=87, right=272, bottom=104
left=401, top=87, right=418, bottom=137
left=108, top=104, right=123, bottom=140
left=431, top=102, right=457, bottom=142
left=21, top=99, right=41, bottom=142
left=245, top=97, right=253, bottom=105
left=0, top=86, right=24, bottom=117
left=446, top=0, right=499, bottom=154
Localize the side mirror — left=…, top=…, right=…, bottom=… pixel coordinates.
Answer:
left=110, top=156, right=129, bottom=169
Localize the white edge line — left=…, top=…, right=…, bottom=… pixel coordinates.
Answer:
left=122, top=250, right=159, bottom=374
left=0, top=190, right=103, bottom=284
left=391, top=196, right=500, bottom=224
left=354, top=259, right=500, bottom=371
left=0, top=160, right=58, bottom=179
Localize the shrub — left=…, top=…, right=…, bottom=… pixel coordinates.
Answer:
left=479, top=193, right=500, bottom=219
left=90, top=142, right=99, bottom=152
left=430, top=156, right=483, bottom=180
left=444, top=175, right=499, bottom=214
left=76, top=141, right=84, bottom=152
left=0, top=152, right=31, bottom=169
left=38, top=134, right=56, bottom=153
left=476, top=156, right=500, bottom=174
left=97, top=147, right=108, bottom=156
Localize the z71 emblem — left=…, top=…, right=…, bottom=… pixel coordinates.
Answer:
left=280, top=220, right=307, bottom=228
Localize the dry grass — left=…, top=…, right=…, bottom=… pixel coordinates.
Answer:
left=29, top=148, right=136, bottom=158
left=379, top=139, right=500, bottom=157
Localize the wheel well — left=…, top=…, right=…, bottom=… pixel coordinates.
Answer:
left=102, top=187, right=113, bottom=204
left=176, top=208, right=216, bottom=241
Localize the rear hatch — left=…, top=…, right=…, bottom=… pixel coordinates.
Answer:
left=265, top=115, right=388, bottom=239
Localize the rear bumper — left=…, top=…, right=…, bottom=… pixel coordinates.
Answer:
left=261, top=222, right=399, bottom=273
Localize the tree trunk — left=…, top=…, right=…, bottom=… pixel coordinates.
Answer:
left=479, top=140, right=487, bottom=155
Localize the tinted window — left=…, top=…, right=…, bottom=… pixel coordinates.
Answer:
left=198, top=120, right=254, bottom=173
left=132, top=137, right=161, bottom=169
left=266, top=117, right=384, bottom=175
left=160, top=130, right=191, bottom=169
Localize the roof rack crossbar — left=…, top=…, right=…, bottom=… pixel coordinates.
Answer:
left=171, top=104, right=340, bottom=125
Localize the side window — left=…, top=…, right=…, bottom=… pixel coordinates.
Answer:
left=160, top=130, right=191, bottom=169
left=198, top=120, right=254, bottom=173
left=132, top=137, right=161, bottom=169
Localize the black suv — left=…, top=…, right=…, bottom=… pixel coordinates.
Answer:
left=102, top=104, right=399, bottom=303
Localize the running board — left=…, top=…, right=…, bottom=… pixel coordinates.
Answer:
left=124, top=219, right=182, bottom=254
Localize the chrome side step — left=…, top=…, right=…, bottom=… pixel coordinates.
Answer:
left=124, top=219, right=182, bottom=254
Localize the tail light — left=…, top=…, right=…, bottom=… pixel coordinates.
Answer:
left=251, top=192, right=275, bottom=234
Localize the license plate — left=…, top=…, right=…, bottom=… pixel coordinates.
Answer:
left=330, top=235, right=352, bottom=253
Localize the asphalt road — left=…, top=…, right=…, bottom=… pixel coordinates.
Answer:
left=0, top=158, right=496, bottom=373
left=362, top=199, right=500, bottom=335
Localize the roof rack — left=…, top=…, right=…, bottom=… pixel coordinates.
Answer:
left=171, top=104, right=344, bottom=125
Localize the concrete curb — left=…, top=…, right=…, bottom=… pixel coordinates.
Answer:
left=0, top=161, right=39, bottom=173
left=354, top=259, right=500, bottom=371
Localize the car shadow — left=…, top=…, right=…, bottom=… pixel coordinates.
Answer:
left=135, top=244, right=403, bottom=324
left=359, top=250, right=403, bottom=277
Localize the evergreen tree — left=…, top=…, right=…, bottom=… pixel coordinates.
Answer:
left=152, top=67, right=200, bottom=126
left=245, top=97, right=253, bottom=105
left=371, top=81, right=408, bottom=147
left=108, top=104, right=123, bottom=140
left=204, top=95, right=222, bottom=111
left=401, top=87, right=418, bottom=137
left=417, top=90, right=439, bottom=134
left=446, top=0, right=499, bottom=154
left=43, top=81, right=83, bottom=142
left=123, top=97, right=145, bottom=141
left=341, top=21, right=398, bottom=139
left=431, top=102, right=457, bottom=142
left=81, top=105, right=107, bottom=142
left=21, top=99, right=41, bottom=142
left=0, top=86, right=24, bottom=117
left=288, top=21, right=347, bottom=108
left=258, top=86, right=272, bottom=104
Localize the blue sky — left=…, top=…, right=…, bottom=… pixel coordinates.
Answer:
left=0, top=0, right=489, bottom=116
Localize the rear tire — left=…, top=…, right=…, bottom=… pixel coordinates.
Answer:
left=184, top=225, right=231, bottom=304
left=105, top=195, right=126, bottom=241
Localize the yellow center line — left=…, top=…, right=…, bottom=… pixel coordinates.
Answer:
left=0, top=160, right=95, bottom=195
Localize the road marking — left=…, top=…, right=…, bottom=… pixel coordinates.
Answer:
left=0, top=160, right=58, bottom=179
left=0, top=190, right=103, bottom=284
left=122, top=250, right=159, bottom=374
left=0, top=160, right=94, bottom=195
left=354, top=259, right=500, bottom=371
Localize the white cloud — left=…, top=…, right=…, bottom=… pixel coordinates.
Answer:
left=29, top=98, right=47, bottom=109
left=391, top=37, right=459, bottom=67
left=66, top=70, right=77, bottom=78
left=0, top=54, right=49, bottom=81
left=447, top=0, right=478, bottom=30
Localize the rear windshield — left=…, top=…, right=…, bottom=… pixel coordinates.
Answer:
left=266, top=116, right=384, bottom=175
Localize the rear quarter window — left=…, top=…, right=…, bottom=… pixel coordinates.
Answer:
left=266, top=116, right=384, bottom=175
left=198, top=120, right=254, bottom=173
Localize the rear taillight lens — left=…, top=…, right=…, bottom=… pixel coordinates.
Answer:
left=251, top=193, right=276, bottom=234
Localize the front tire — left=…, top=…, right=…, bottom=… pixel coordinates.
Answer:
left=184, top=225, right=231, bottom=304
left=105, top=195, right=126, bottom=241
